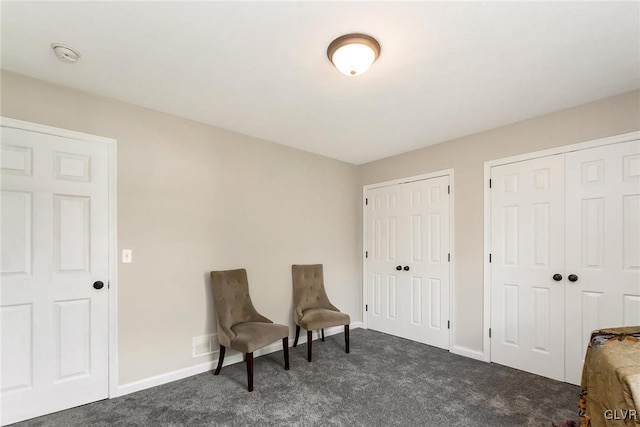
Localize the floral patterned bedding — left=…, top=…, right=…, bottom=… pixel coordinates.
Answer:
left=580, top=327, right=640, bottom=427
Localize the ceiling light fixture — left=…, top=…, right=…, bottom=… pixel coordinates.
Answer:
left=51, top=43, right=81, bottom=63
left=327, top=33, right=380, bottom=77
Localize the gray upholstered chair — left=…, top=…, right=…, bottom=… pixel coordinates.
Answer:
left=292, top=264, right=350, bottom=362
left=210, top=269, right=289, bottom=391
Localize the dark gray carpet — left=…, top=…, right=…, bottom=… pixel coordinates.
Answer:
left=17, top=329, right=578, bottom=426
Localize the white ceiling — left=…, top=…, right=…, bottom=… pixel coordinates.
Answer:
left=2, top=1, right=639, bottom=165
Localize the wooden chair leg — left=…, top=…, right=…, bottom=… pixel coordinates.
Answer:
left=321, top=328, right=325, bottom=341
left=345, top=325, right=350, bottom=353
left=293, top=325, right=300, bottom=347
left=214, top=345, right=225, bottom=375
left=307, top=330, right=313, bottom=362
left=283, top=337, right=290, bottom=370
left=246, top=352, right=254, bottom=392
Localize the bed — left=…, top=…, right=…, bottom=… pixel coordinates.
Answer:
left=580, top=326, right=640, bottom=426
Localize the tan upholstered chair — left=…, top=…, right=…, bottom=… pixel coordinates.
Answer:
left=292, top=264, right=350, bottom=362
left=210, top=269, right=289, bottom=391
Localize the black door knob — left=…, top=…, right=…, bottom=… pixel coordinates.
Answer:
left=568, top=274, right=578, bottom=282
left=396, top=265, right=402, bottom=271
left=552, top=274, right=563, bottom=281
left=403, top=266, right=410, bottom=271
left=93, top=281, right=104, bottom=290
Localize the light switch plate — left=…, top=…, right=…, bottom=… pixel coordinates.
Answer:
left=122, top=249, right=132, bottom=263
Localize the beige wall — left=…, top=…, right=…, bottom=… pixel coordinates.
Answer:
left=360, top=89, right=640, bottom=354
left=3, top=68, right=638, bottom=384
left=1, top=70, right=362, bottom=384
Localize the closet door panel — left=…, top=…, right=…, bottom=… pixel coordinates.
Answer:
left=564, top=140, right=640, bottom=385
left=490, top=155, right=565, bottom=381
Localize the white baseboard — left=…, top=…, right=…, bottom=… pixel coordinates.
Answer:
left=451, top=344, right=486, bottom=362
left=114, top=322, right=362, bottom=398
left=351, top=321, right=365, bottom=329
left=114, top=360, right=217, bottom=397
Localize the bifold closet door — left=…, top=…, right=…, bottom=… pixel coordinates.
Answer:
left=366, top=176, right=451, bottom=349
left=490, top=155, right=566, bottom=381
left=564, top=140, right=640, bottom=385
left=491, top=139, right=640, bottom=385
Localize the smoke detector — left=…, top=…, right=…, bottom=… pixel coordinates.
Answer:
left=51, top=43, right=81, bottom=63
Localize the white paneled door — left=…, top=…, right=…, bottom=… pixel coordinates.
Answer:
left=366, top=176, right=451, bottom=349
left=564, top=141, right=640, bottom=385
left=490, top=155, right=566, bottom=380
left=490, top=139, right=640, bottom=385
left=1, top=125, right=110, bottom=424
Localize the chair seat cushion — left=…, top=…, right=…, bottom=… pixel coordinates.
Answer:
left=230, top=322, right=289, bottom=354
left=298, top=308, right=350, bottom=330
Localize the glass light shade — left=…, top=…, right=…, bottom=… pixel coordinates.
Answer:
left=327, top=34, right=380, bottom=77
left=331, top=43, right=376, bottom=76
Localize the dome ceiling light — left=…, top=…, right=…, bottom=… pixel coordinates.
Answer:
left=327, top=33, right=381, bottom=77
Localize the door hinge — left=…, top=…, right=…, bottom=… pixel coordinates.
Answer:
left=365, top=304, right=368, bottom=312
left=489, top=253, right=492, bottom=263
left=447, top=185, right=450, bottom=195
left=448, top=253, right=451, bottom=262
left=447, top=320, right=450, bottom=330
left=365, top=198, right=368, bottom=205
left=489, top=328, right=492, bottom=338
left=365, top=251, right=368, bottom=258
left=108, top=281, right=110, bottom=289
left=489, top=179, right=492, bottom=188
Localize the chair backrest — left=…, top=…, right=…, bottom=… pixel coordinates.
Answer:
left=291, top=264, right=338, bottom=323
left=210, top=269, right=263, bottom=347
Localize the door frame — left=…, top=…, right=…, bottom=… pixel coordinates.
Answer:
left=0, top=117, right=119, bottom=397
left=362, top=169, right=455, bottom=350
left=483, top=131, right=640, bottom=364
